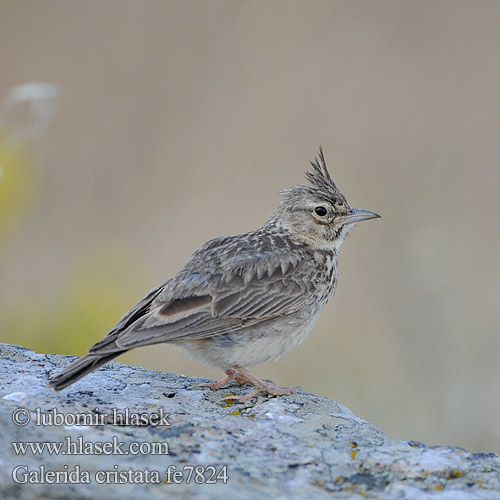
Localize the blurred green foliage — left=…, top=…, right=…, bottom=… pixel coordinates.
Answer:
left=0, top=133, right=143, bottom=355
left=2, top=246, right=145, bottom=356
left=0, top=132, right=38, bottom=240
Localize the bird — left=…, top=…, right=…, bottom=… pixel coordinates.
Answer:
left=48, top=147, right=380, bottom=402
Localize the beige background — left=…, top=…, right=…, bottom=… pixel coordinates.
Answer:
left=1, top=1, right=499, bottom=452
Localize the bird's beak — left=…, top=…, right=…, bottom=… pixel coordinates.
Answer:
left=338, top=208, right=381, bottom=225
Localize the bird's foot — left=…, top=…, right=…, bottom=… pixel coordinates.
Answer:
left=219, top=384, right=299, bottom=404
left=215, top=367, right=301, bottom=403
left=189, top=368, right=248, bottom=391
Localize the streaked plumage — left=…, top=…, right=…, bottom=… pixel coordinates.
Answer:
left=48, top=148, right=379, bottom=401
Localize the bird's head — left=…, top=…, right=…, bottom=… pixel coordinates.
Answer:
left=269, top=147, right=380, bottom=249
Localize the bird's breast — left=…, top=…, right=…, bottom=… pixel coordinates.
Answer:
left=312, top=250, right=338, bottom=302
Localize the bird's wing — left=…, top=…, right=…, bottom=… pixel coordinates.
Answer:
left=210, top=250, right=318, bottom=319
left=89, top=238, right=323, bottom=354
left=106, top=283, right=166, bottom=335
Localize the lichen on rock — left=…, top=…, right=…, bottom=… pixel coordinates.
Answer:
left=1, top=343, right=499, bottom=499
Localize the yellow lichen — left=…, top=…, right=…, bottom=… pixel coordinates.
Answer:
left=222, top=394, right=236, bottom=407
left=447, top=470, right=464, bottom=479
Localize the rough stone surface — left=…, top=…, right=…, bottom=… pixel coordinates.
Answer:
left=1, top=342, right=499, bottom=499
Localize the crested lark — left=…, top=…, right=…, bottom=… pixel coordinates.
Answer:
left=49, top=148, right=380, bottom=402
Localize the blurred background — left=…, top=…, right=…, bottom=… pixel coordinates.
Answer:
left=1, top=1, right=499, bottom=452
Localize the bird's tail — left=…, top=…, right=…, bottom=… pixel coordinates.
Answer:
left=47, top=351, right=125, bottom=391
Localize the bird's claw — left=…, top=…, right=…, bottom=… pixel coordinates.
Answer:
left=217, top=384, right=301, bottom=404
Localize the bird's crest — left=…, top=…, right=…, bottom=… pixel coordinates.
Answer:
left=277, top=146, right=348, bottom=209
left=305, top=146, right=338, bottom=193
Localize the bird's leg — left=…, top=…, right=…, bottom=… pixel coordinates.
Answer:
left=218, top=367, right=300, bottom=403
left=190, top=368, right=247, bottom=391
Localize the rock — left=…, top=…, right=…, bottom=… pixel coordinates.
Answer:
left=1, top=342, right=499, bottom=499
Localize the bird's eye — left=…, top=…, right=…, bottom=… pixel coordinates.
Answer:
left=314, top=206, right=327, bottom=217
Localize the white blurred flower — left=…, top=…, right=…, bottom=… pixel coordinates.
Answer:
left=0, top=82, right=61, bottom=150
